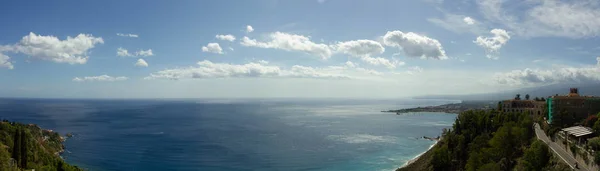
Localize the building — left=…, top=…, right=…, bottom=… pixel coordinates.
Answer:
left=559, top=125, right=595, bottom=146
left=501, top=98, right=546, bottom=116
left=547, top=88, right=600, bottom=124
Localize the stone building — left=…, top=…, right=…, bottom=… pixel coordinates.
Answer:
left=501, top=94, right=546, bottom=117
left=547, top=88, right=600, bottom=124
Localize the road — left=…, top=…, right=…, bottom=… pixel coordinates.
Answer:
left=534, top=123, right=588, bottom=171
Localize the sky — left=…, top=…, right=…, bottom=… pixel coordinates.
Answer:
left=1, top=0, right=600, bottom=99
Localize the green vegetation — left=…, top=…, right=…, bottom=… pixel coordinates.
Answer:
left=0, top=120, right=81, bottom=171
left=398, top=110, right=572, bottom=171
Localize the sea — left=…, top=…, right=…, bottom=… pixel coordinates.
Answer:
left=0, top=98, right=458, bottom=171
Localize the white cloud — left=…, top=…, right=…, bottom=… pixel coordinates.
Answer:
left=332, top=39, right=385, bottom=57
left=118, top=48, right=154, bottom=57
left=135, top=49, right=154, bottom=57
left=8, top=32, right=103, bottom=64
left=463, top=17, right=476, bottom=25
left=246, top=25, right=254, bottom=33
left=345, top=61, right=357, bottom=68
left=229, top=47, right=234, bottom=51
left=258, top=60, right=269, bottom=65
left=117, top=47, right=133, bottom=57
left=406, top=66, right=424, bottom=75
left=116, top=33, right=139, bottom=38
left=428, top=13, right=487, bottom=35
left=73, top=75, right=128, bottom=82
left=0, top=53, right=14, bottom=69
left=241, top=32, right=332, bottom=59
left=360, top=56, right=404, bottom=69
left=135, top=58, right=148, bottom=67
left=474, top=29, right=510, bottom=59
left=216, top=34, right=236, bottom=42
left=288, top=65, right=351, bottom=79
left=146, top=60, right=281, bottom=80
left=383, top=30, right=448, bottom=60
left=317, top=0, right=326, bottom=4
left=145, top=60, right=354, bottom=80
left=494, top=58, right=600, bottom=85
left=202, top=43, right=223, bottom=54
left=477, top=0, right=600, bottom=38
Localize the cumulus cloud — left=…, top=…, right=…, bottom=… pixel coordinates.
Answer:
left=73, top=75, right=128, bottom=82
left=494, top=58, right=600, bottom=85
left=116, top=33, right=139, bottom=38
left=474, top=29, right=510, bottom=59
left=463, top=17, right=476, bottom=25
left=135, top=49, right=154, bottom=57
left=216, top=34, right=236, bottom=42
left=135, top=58, right=148, bottom=67
left=117, top=47, right=133, bottom=57
left=0, top=53, right=14, bottom=69
left=332, top=39, right=385, bottom=57
left=6, top=32, right=103, bottom=64
left=202, top=43, right=223, bottom=54
left=240, top=32, right=332, bottom=59
left=345, top=61, right=357, bottom=68
left=117, top=48, right=154, bottom=57
left=145, top=60, right=354, bottom=80
left=246, top=25, right=254, bottom=33
left=383, top=31, right=448, bottom=60
left=331, top=40, right=403, bottom=69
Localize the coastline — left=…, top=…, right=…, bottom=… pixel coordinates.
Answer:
left=397, top=139, right=439, bottom=170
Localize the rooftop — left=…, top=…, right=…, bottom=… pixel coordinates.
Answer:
left=561, top=126, right=594, bottom=137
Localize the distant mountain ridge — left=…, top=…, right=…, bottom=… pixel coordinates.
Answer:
left=414, top=83, right=600, bottom=101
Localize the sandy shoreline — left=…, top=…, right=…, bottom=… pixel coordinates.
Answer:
left=397, top=139, right=439, bottom=170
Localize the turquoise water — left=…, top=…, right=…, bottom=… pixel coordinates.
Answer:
left=0, top=98, right=457, bottom=171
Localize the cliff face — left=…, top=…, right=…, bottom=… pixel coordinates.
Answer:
left=0, top=121, right=82, bottom=171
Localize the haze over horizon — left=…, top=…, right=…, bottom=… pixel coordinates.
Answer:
left=1, top=0, right=600, bottom=99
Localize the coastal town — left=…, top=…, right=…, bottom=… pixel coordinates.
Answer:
left=399, top=88, right=600, bottom=171
left=382, top=100, right=494, bottom=114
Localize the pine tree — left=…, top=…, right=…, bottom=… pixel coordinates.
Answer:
left=57, top=161, right=65, bottom=171
left=20, top=129, right=27, bottom=169
left=12, top=128, right=21, bottom=166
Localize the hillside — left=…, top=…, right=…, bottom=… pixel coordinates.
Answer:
left=0, top=120, right=81, bottom=171
left=414, top=83, right=600, bottom=101
left=397, top=110, right=572, bottom=171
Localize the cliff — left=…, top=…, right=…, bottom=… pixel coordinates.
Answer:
left=0, top=120, right=82, bottom=170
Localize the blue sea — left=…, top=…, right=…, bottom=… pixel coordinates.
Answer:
left=0, top=98, right=457, bottom=171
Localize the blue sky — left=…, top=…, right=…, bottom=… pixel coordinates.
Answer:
left=1, top=0, right=600, bottom=98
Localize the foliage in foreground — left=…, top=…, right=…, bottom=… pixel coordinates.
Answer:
left=429, top=110, right=570, bottom=171
left=0, top=120, right=82, bottom=171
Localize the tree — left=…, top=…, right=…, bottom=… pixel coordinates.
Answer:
left=432, top=144, right=451, bottom=171
left=11, top=128, right=20, bottom=166
left=587, top=137, right=600, bottom=151
left=584, top=115, right=598, bottom=127
left=526, top=94, right=530, bottom=100
left=595, top=152, right=600, bottom=165
left=534, top=97, right=540, bottom=101
left=540, top=97, right=546, bottom=101
left=594, top=120, right=600, bottom=133
left=20, top=129, right=26, bottom=169
left=478, top=162, right=501, bottom=171
left=521, top=140, right=551, bottom=171
left=516, top=94, right=521, bottom=100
